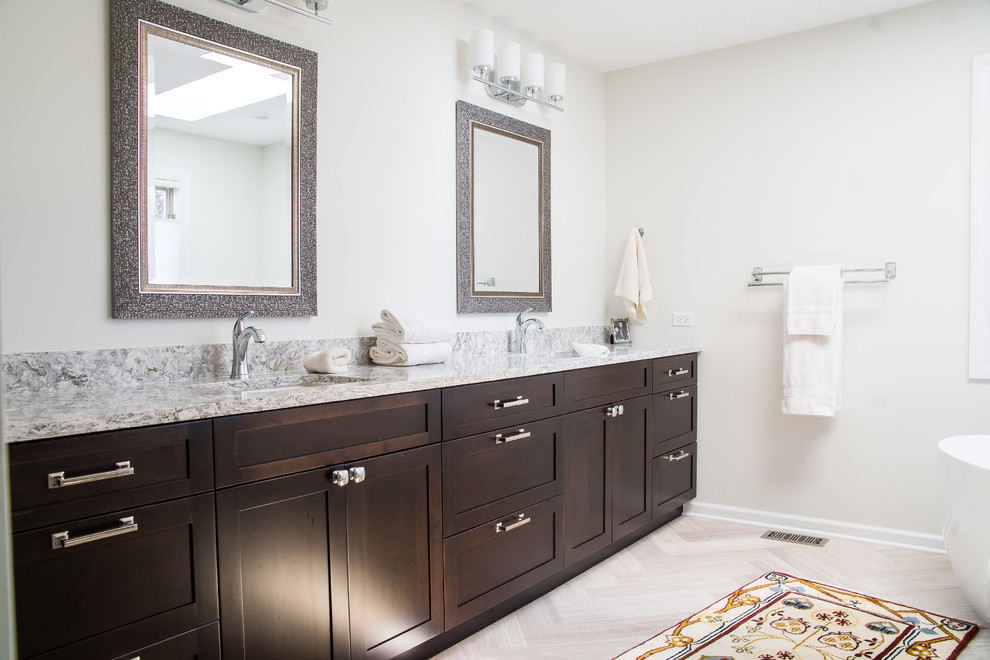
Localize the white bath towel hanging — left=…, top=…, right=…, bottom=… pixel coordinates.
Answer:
left=614, top=228, right=652, bottom=323
left=782, top=265, right=843, bottom=417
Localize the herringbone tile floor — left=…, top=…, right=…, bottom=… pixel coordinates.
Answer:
left=434, top=515, right=988, bottom=659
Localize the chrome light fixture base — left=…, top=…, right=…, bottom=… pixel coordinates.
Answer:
left=472, top=69, right=563, bottom=112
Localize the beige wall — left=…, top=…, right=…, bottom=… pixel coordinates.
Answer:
left=0, top=0, right=608, bottom=352
left=605, top=0, right=990, bottom=535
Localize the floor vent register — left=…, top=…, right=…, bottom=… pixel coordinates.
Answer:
left=760, top=530, right=830, bottom=547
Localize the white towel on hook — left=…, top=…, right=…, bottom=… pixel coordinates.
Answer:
left=614, top=228, right=652, bottom=323
left=782, top=265, right=843, bottom=417
left=371, top=309, right=454, bottom=344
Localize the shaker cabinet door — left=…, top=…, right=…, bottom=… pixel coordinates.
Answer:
left=610, top=396, right=652, bottom=541
left=343, top=446, right=443, bottom=660
left=216, top=469, right=344, bottom=660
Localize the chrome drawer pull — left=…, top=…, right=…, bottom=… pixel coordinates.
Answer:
left=493, top=396, right=529, bottom=410
left=495, top=513, right=530, bottom=533
left=495, top=429, right=531, bottom=444
left=51, top=516, right=138, bottom=550
left=48, top=461, right=134, bottom=489
left=667, top=368, right=689, bottom=376
left=662, top=450, right=690, bottom=462
left=668, top=391, right=690, bottom=400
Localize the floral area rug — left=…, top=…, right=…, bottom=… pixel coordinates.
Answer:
left=612, top=571, right=977, bottom=660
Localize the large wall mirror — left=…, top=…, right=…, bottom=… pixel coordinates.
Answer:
left=110, top=0, right=317, bottom=318
left=456, top=101, right=551, bottom=313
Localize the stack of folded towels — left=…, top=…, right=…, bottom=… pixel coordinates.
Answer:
left=370, top=309, right=454, bottom=366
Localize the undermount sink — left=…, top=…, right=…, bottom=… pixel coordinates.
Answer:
left=506, top=350, right=590, bottom=364
left=191, top=372, right=369, bottom=395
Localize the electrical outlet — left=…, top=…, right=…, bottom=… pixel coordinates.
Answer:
left=672, top=312, right=694, bottom=327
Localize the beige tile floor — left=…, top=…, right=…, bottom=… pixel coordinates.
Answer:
left=434, top=515, right=988, bottom=659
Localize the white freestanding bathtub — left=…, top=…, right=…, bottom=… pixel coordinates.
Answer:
left=939, top=435, right=990, bottom=625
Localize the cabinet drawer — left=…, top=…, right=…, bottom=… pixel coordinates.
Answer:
left=652, top=442, right=697, bottom=518
left=13, top=493, right=218, bottom=660
left=442, top=417, right=562, bottom=536
left=110, top=623, right=221, bottom=660
left=653, top=354, right=697, bottom=392
left=441, top=373, right=562, bottom=440
left=8, top=421, right=214, bottom=533
left=214, top=390, right=440, bottom=486
left=562, top=360, right=651, bottom=412
left=653, top=385, right=697, bottom=456
left=443, top=496, right=562, bottom=628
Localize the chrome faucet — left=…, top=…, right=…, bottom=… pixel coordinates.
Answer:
left=231, top=311, right=266, bottom=379
left=511, top=308, right=545, bottom=354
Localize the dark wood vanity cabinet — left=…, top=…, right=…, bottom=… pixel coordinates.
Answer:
left=8, top=421, right=218, bottom=660
left=7, top=352, right=698, bottom=660
left=214, top=392, right=443, bottom=660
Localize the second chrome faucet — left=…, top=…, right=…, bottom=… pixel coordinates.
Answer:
left=231, top=311, right=266, bottom=379
left=511, top=308, right=544, bottom=354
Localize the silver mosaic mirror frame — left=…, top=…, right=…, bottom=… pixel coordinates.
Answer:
left=110, top=0, right=318, bottom=318
left=455, top=101, right=552, bottom=314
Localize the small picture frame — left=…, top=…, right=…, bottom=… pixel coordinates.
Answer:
left=610, top=318, right=631, bottom=344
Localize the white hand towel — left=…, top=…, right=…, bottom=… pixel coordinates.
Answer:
left=372, top=309, right=454, bottom=344
left=786, top=265, right=842, bottom=335
left=614, top=228, right=652, bottom=323
left=782, top=268, right=843, bottom=417
left=303, top=348, right=351, bottom=374
left=571, top=341, right=610, bottom=358
left=370, top=339, right=452, bottom=366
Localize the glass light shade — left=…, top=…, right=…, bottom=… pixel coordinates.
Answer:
left=523, top=52, right=544, bottom=90
left=470, top=29, right=494, bottom=73
left=498, top=41, right=520, bottom=83
left=546, top=62, right=566, bottom=100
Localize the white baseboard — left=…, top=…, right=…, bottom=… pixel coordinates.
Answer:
left=683, top=501, right=946, bottom=554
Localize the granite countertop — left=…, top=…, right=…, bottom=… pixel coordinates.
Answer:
left=3, top=345, right=700, bottom=443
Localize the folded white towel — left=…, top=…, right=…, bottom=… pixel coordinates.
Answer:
left=571, top=341, right=610, bottom=358
left=614, top=228, right=652, bottom=323
left=372, top=309, right=454, bottom=344
left=782, top=268, right=843, bottom=417
left=303, top=348, right=351, bottom=374
left=786, top=265, right=842, bottom=335
left=370, top=339, right=452, bottom=366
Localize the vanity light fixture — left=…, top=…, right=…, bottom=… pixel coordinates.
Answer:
left=469, top=29, right=565, bottom=112
left=218, top=0, right=333, bottom=27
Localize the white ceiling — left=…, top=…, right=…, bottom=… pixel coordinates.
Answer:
left=461, top=0, right=937, bottom=72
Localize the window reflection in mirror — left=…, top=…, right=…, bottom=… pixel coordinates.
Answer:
left=141, top=24, right=298, bottom=294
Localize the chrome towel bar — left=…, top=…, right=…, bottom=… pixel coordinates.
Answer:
left=748, top=261, right=896, bottom=287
